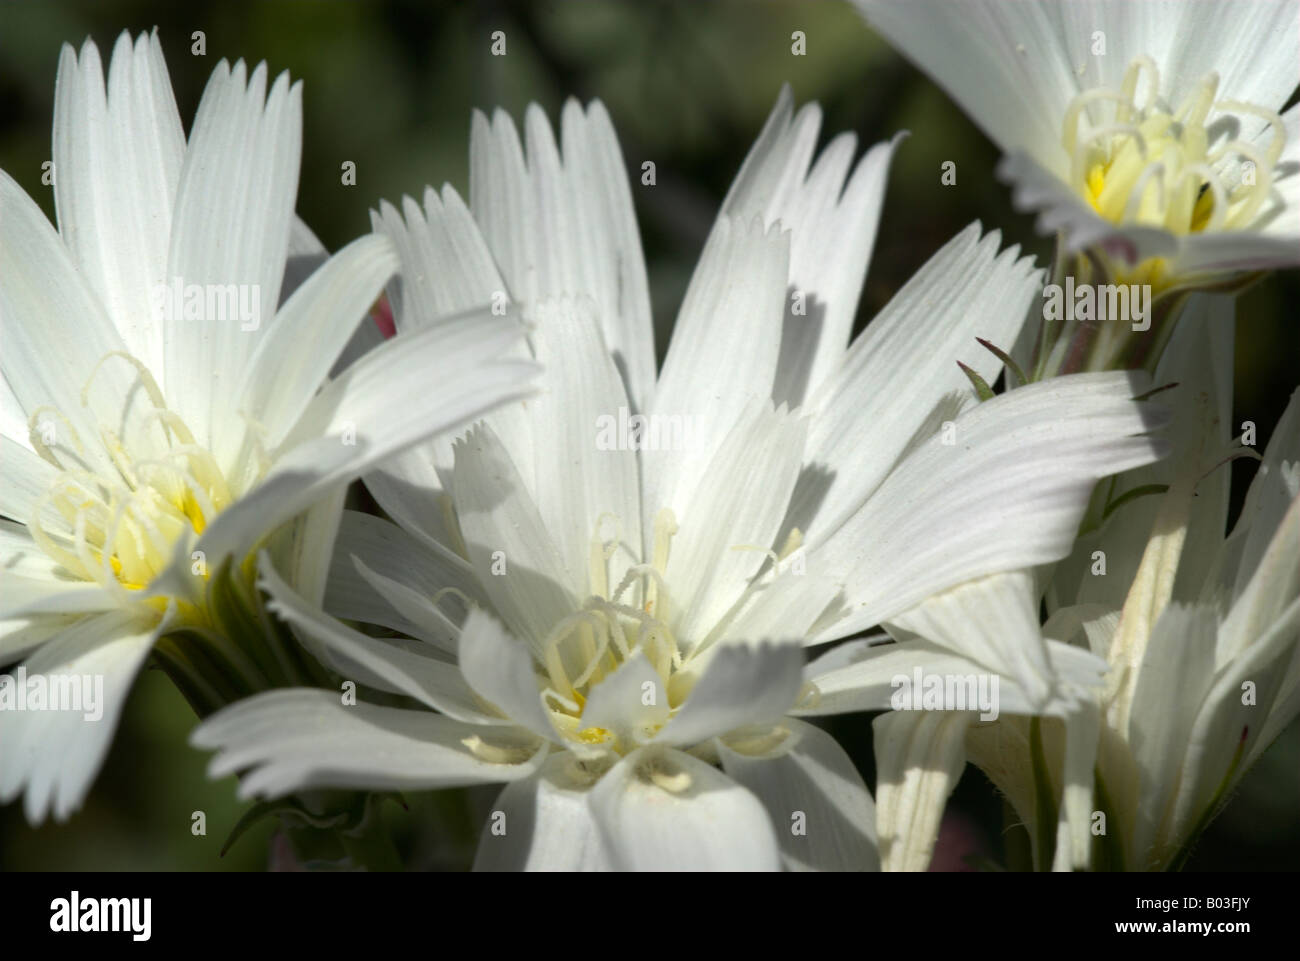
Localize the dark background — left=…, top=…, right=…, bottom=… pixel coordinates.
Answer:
left=1, top=0, right=1296, bottom=871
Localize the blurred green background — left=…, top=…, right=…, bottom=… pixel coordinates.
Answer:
left=1, top=0, right=1296, bottom=871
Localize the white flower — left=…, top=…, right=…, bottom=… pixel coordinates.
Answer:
left=853, top=0, right=1300, bottom=288
left=1035, top=297, right=1299, bottom=871
left=193, top=88, right=1169, bottom=871
left=836, top=295, right=1299, bottom=871
left=0, top=31, right=535, bottom=824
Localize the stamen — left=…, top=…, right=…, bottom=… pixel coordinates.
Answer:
left=570, top=617, right=612, bottom=690
left=81, top=351, right=167, bottom=411
left=459, top=735, right=537, bottom=765
left=1059, top=59, right=1284, bottom=245
left=1206, top=139, right=1273, bottom=228
left=777, top=527, right=803, bottom=561
left=609, top=563, right=671, bottom=608
left=429, top=585, right=475, bottom=616
left=1118, top=56, right=1160, bottom=121
left=1073, top=124, right=1147, bottom=201
left=27, top=406, right=87, bottom=470
left=1173, top=72, right=1219, bottom=128
left=1122, top=161, right=1167, bottom=223
left=28, top=350, right=246, bottom=595
left=1063, top=90, right=1133, bottom=157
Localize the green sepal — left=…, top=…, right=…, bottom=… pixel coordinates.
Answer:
left=1102, top=483, right=1171, bottom=522
left=958, top=361, right=996, bottom=402
left=222, top=790, right=409, bottom=871
left=976, top=337, right=1028, bottom=388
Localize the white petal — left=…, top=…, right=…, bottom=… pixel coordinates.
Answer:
left=0, top=369, right=31, bottom=452
left=587, top=746, right=780, bottom=871
left=191, top=308, right=538, bottom=573
left=235, top=232, right=399, bottom=454
left=658, top=642, right=804, bottom=747
left=557, top=100, right=656, bottom=409
left=282, top=306, right=536, bottom=453
left=0, top=519, right=71, bottom=582
left=0, top=614, right=86, bottom=665
left=643, top=216, right=790, bottom=524
left=1218, top=492, right=1300, bottom=668
left=0, top=437, right=58, bottom=521
left=0, top=572, right=117, bottom=619
left=191, top=688, right=546, bottom=799
left=815, top=371, right=1170, bottom=639
left=1050, top=697, right=1102, bottom=871
left=998, top=151, right=1179, bottom=265
left=720, top=86, right=902, bottom=403
left=1175, top=227, right=1300, bottom=274
left=346, top=556, right=462, bottom=653
left=796, top=224, right=1042, bottom=543
left=258, top=558, right=495, bottom=724
left=873, top=709, right=972, bottom=871
left=854, top=0, right=1299, bottom=167
left=470, top=101, right=655, bottom=410
left=325, top=510, right=481, bottom=646
left=718, top=717, right=879, bottom=871
left=372, top=186, right=505, bottom=332
left=365, top=189, right=538, bottom=513
left=1169, top=596, right=1300, bottom=858
left=165, top=60, right=301, bottom=453
left=717, top=563, right=842, bottom=651
left=361, top=449, right=462, bottom=557
left=0, top=606, right=162, bottom=823
left=1217, top=387, right=1300, bottom=622
left=664, top=400, right=807, bottom=646
left=0, top=170, right=127, bottom=479
left=530, top=296, right=641, bottom=596
left=798, top=636, right=1104, bottom=719
left=281, top=216, right=329, bottom=302
left=1056, top=294, right=1234, bottom=615
left=457, top=607, right=559, bottom=741
left=53, top=31, right=184, bottom=376
left=578, top=652, right=668, bottom=743
left=852, top=0, right=1079, bottom=165
left=1126, top=602, right=1216, bottom=861
left=451, top=422, right=577, bottom=649
left=886, top=571, right=1053, bottom=709
left=264, top=480, right=344, bottom=611
left=472, top=755, right=615, bottom=871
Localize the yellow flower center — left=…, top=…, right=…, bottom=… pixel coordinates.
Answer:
left=26, top=352, right=251, bottom=603
left=1064, top=57, right=1286, bottom=281
left=536, top=508, right=684, bottom=752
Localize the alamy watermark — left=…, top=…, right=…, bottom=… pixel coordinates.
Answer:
left=50, top=892, right=151, bottom=941
left=594, top=406, right=703, bottom=452
left=0, top=667, right=104, bottom=721
left=1043, top=278, right=1151, bottom=331
left=890, top=667, right=1000, bottom=721
left=150, top=278, right=261, bottom=331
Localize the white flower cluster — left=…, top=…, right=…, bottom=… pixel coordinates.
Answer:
left=2, top=2, right=1296, bottom=872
